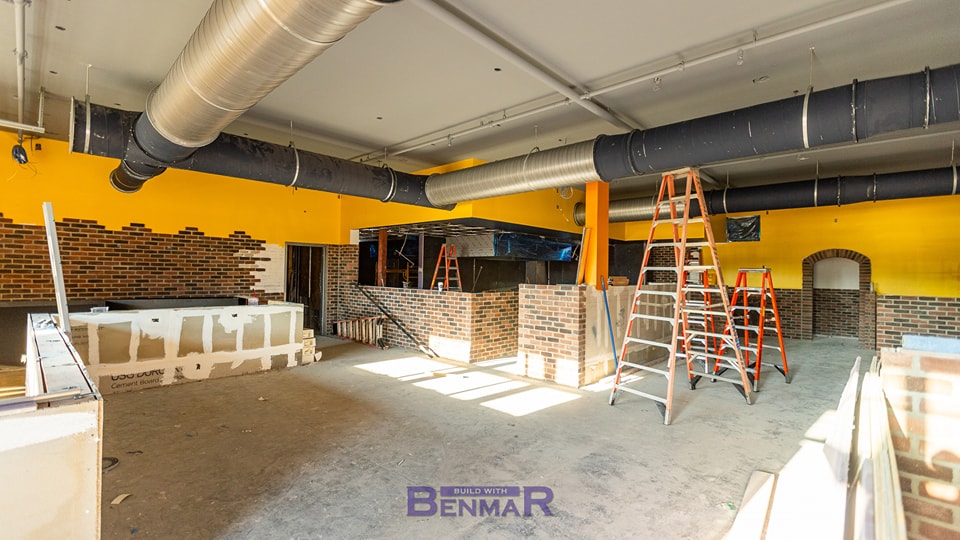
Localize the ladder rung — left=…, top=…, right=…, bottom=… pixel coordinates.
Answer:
left=683, top=265, right=714, bottom=272
left=619, top=361, right=671, bottom=377
left=683, top=286, right=724, bottom=294
left=636, top=289, right=678, bottom=297
left=731, top=306, right=762, bottom=312
left=625, top=337, right=674, bottom=350
left=631, top=314, right=677, bottom=323
left=656, top=217, right=705, bottom=225
left=683, top=307, right=728, bottom=317
left=614, top=385, right=668, bottom=404
left=685, top=350, right=743, bottom=362
left=641, top=267, right=680, bottom=273
left=734, top=287, right=765, bottom=293
left=685, top=330, right=732, bottom=340
left=687, top=370, right=749, bottom=386
left=650, top=241, right=712, bottom=249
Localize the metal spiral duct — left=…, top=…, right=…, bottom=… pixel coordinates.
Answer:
left=72, top=100, right=442, bottom=208
left=572, top=166, right=960, bottom=225
left=110, top=0, right=399, bottom=193
left=423, top=140, right=600, bottom=206
left=426, top=63, right=960, bottom=205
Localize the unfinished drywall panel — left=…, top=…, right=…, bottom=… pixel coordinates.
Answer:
left=270, top=311, right=292, bottom=346
left=98, top=321, right=132, bottom=363
left=0, top=312, right=103, bottom=540
left=70, top=303, right=304, bottom=394
left=0, top=399, right=102, bottom=539
left=178, top=316, right=206, bottom=356
left=242, top=314, right=266, bottom=350
left=212, top=314, right=238, bottom=352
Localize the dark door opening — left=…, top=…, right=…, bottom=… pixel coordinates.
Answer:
left=287, top=245, right=325, bottom=334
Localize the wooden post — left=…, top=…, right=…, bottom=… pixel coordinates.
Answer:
left=377, top=228, right=387, bottom=287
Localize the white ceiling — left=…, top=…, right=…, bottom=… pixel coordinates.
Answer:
left=1, top=0, right=959, bottom=199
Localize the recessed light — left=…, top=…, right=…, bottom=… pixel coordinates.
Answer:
left=55, top=25, right=66, bottom=31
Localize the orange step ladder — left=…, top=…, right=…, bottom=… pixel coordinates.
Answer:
left=722, top=267, right=791, bottom=390
left=430, top=244, right=462, bottom=291
left=608, top=168, right=753, bottom=425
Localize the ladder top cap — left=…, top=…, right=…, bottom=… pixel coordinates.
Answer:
left=738, top=267, right=770, bottom=272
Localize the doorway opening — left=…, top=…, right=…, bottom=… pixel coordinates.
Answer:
left=801, top=248, right=876, bottom=349
left=287, top=245, right=325, bottom=334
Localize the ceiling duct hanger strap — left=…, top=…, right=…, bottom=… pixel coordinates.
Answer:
left=802, top=85, right=813, bottom=149
left=837, top=176, right=842, bottom=206
left=288, top=146, right=301, bottom=187
left=521, top=146, right=540, bottom=191
left=722, top=186, right=729, bottom=214
left=850, top=79, right=859, bottom=143
left=923, top=66, right=931, bottom=129
left=813, top=163, right=819, bottom=207
left=873, top=173, right=878, bottom=202
left=952, top=163, right=957, bottom=196
left=626, top=130, right=642, bottom=175
left=380, top=167, right=398, bottom=202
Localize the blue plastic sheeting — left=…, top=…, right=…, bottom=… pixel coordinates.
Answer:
left=901, top=335, right=960, bottom=354
left=493, top=233, right=575, bottom=261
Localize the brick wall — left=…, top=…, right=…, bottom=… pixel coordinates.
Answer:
left=517, top=284, right=586, bottom=387
left=326, top=244, right=360, bottom=332
left=327, top=244, right=518, bottom=362
left=774, top=288, right=802, bottom=339
left=0, top=214, right=278, bottom=303
left=813, top=288, right=860, bottom=338
left=881, top=348, right=960, bottom=539
left=877, top=296, right=960, bottom=350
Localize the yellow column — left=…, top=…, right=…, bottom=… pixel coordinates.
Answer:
left=584, top=181, right=609, bottom=290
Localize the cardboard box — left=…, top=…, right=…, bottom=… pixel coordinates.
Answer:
left=302, top=337, right=316, bottom=347
left=303, top=328, right=315, bottom=338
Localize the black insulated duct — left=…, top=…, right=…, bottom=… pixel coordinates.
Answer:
left=572, top=166, right=959, bottom=225
left=593, top=64, right=960, bottom=180
left=73, top=101, right=443, bottom=208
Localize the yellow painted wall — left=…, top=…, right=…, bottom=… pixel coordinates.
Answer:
left=3, top=134, right=586, bottom=247
left=620, top=195, right=960, bottom=297
left=1, top=133, right=343, bottom=245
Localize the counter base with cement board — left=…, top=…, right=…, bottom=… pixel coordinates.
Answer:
left=69, top=303, right=304, bottom=394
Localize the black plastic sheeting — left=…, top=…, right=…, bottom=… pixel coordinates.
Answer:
left=71, top=101, right=444, bottom=208
left=593, top=64, right=960, bottom=180
left=725, top=215, right=760, bottom=242
left=494, top=233, right=575, bottom=261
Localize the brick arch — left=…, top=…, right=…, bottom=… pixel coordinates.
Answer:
left=801, top=249, right=876, bottom=349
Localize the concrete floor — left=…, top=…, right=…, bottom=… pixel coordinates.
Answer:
left=100, top=335, right=873, bottom=539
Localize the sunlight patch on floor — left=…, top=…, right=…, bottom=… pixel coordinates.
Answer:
left=480, top=387, right=581, bottom=417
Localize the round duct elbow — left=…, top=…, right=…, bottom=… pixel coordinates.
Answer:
left=110, top=160, right=166, bottom=194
